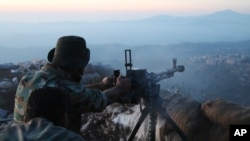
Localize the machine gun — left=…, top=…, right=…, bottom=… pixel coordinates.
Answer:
left=114, top=49, right=189, bottom=141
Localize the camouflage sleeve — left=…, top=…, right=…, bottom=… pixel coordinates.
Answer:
left=84, top=88, right=108, bottom=111
left=66, top=84, right=108, bottom=113
left=13, top=76, right=33, bottom=123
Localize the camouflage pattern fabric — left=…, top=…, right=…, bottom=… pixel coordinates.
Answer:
left=0, top=118, right=85, bottom=141
left=14, top=63, right=108, bottom=132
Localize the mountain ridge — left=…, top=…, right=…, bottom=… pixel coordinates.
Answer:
left=0, top=9, right=249, bottom=48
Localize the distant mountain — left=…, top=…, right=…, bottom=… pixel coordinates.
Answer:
left=194, top=9, right=250, bottom=24
left=204, top=9, right=249, bottom=18
left=135, top=9, right=250, bottom=23
left=0, top=9, right=249, bottom=48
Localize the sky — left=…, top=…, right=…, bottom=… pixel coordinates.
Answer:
left=0, top=0, right=250, bottom=22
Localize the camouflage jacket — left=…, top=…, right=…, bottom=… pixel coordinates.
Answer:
left=0, top=118, right=85, bottom=141
left=14, top=63, right=108, bottom=132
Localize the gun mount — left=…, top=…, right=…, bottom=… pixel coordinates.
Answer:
left=114, top=49, right=189, bottom=141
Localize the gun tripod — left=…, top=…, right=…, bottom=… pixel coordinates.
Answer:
left=127, top=84, right=189, bottom=141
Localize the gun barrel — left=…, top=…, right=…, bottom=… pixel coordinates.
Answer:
left=150, top=65, right=185, bottom=83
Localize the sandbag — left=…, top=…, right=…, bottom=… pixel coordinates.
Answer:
left=201, top=98, right=250, bottom=129
left=161, top=93, right=216, bottom=141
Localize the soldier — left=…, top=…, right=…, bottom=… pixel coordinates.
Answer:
left=13, top=35, right=131, bottom=133
left=0, top=87, right=84, bottom=140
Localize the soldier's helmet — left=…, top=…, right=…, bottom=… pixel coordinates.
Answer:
left=47, top=35, right=90, bottom=68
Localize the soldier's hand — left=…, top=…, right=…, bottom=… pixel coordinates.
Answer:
left=86, top=76, right=113, bottom=90
left=103, top=75, right=131, bottom=102
left=100, top=76, right=114, bottom=89
left=115, top=75, right=131, bottom=94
